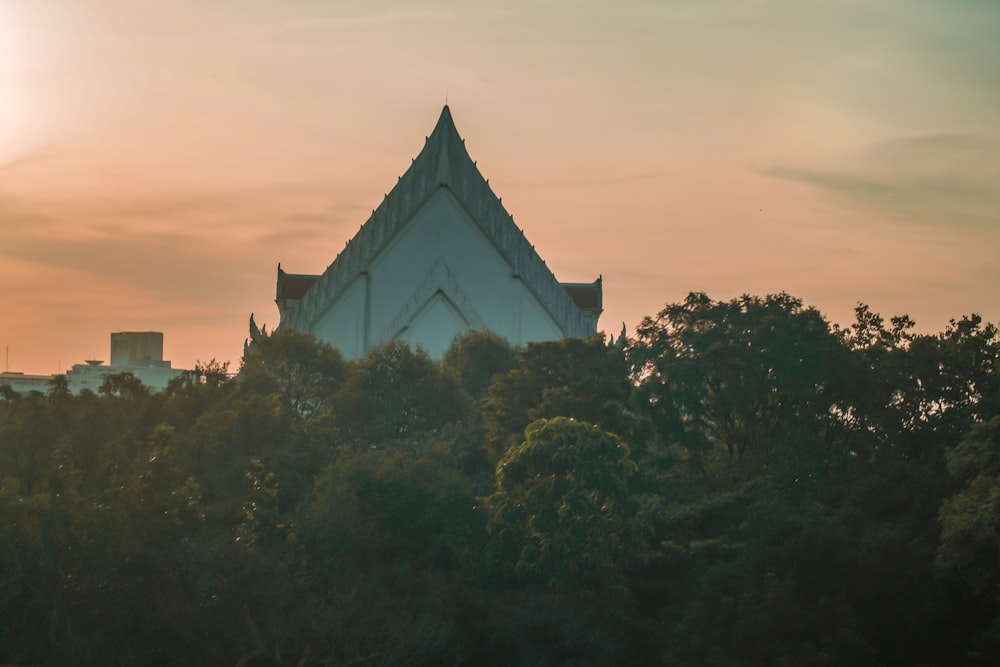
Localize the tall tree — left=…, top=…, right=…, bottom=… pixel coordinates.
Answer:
left=442, top=329, right=517, bottom=400
left=239, top=327, right=345, bottom=418
left=487, top=417, right=642, bottom=594
left=332, top=340, right=467, bottom=447
left=630, top=292, right=856, bottom=483
left=482, top=335, right=634, bottom=462
left=933, top=416, right=1000, bottom=665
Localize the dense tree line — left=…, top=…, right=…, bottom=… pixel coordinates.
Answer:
left=1, top=292, right=998, bottom=666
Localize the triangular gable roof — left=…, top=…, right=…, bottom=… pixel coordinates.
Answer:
left=282, top=106, right=595, bottom=338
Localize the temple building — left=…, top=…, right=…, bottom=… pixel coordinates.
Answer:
left=270, top=106, right=603, bottom=359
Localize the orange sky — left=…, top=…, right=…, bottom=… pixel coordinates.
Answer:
left=2, top=0, right=999, bottom=375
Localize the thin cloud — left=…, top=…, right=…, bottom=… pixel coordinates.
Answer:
left=507, top=170, right=663, bottom=190
left=0, top=189, right=337, bottom=302
left=0, top=146, right=61, bottom=175
left=263, top=6, right=456, bottom=33
left=760, top=132, right=1000, bottom=227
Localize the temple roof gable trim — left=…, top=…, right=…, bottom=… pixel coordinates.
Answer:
left=280, top=106, right=594, bottom=339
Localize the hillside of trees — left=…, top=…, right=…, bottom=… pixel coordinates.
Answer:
left=2, top=292, right=999, bottom=666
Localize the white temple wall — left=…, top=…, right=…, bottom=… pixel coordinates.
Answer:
left=369, top=192, right=508, bottom=321
left=311, top=275, right=367, bottom=359
left=399, top=294, right=473, bottom=358
left=511, top=280, right=565, bottom=344
left=305, top=188, right=565, bottom=359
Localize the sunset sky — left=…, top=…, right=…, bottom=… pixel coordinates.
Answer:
left=2, top=0, right=998, bottom=375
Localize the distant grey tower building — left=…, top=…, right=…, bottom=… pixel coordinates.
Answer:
left=271, top=106, right=602, bottom=359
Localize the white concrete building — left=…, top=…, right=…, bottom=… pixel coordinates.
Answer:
left=271, top=106, right=602, bottom=359
left=0, top=371, right=52, bottom=394
left=1, top=332, right=184, bottom=395
left=65, top=332, right=183, bottom=393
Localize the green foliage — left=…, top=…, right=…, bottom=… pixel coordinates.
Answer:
left=443, top=329, right=517, bottom=399
left=487, top=417, right=643, bottom=596
left=843, top=305, right=1000, bottom=462
left=47, top=374, right=72, bottom=402
left=0, top=301, right=997, bottom=665
left=304, top=445, right=484, bottom=570
left=332, top=340, right=468, bottom=446
left=240, top=327, right=345, bottom=417
left=294, top=445, right=485, bottom=665
left=98, top=370, right=150, bottom=401
left=483, top=335, right=635, bottom=462
left=938, top=417, right=1000, bottom=600
left=631, top=292, right=856, bottom=484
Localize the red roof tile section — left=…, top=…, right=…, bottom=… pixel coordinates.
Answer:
left=277, top=274, right=319, bottom=301
left=561, top=281, right=602, bottom=311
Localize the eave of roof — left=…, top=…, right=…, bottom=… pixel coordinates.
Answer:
left=562, top=279, right=603, bottom=311
left=276, top=266, right=320, bottom=301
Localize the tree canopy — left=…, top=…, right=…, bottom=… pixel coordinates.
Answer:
left=1, top=296, right=998, bottom=666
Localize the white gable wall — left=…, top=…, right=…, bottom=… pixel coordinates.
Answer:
left=306, top=188, right=566, bottom=359
left=399, top=293, right=472, bottom=358
left=311, top=274, right=367, bottom=360
left=512, top=277, right=573, bottom=344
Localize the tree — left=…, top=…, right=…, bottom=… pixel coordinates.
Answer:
left=442, top=329, right=517, bottom=399
left=98, top=371, right=150, bottom=402
left=239, top=327, right=345, bottom=417
left=332, top=340, right=468, bottom=446
left=179, top=392, right=298, bottom=519
left=938, top=416, right=1000, bottom=593
left=162, top=359, right=234, bottom=436
left=47, top=374, right=72, bottom=403
left=293, top=446, right=485, bottom=665
left=630, top=292, right=855, bottom=483
left=482, top=335, right=634, bottom=462
left=481, top=418, right=649, bottom=665
left=487, top=417, right=642, bottom=595
left=902, top=315, right=999, bottom=448
left=0, top=392, right=63, bottom=495
left=843, top=306, right=1000, bottom=462
left=936, top=416, right=1000, bottom=665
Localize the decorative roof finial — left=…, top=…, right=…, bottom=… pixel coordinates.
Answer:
left=617, top=322, right=628, bottom=349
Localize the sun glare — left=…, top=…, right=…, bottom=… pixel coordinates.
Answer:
left=0, top=2, right=38, bottom=162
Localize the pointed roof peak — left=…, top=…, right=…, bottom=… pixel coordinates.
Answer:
left=281, top=105, right=597, bottom=339
left=429, top=104, right=459, bottom=142
left=420, top=104, right=470, bottom=184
